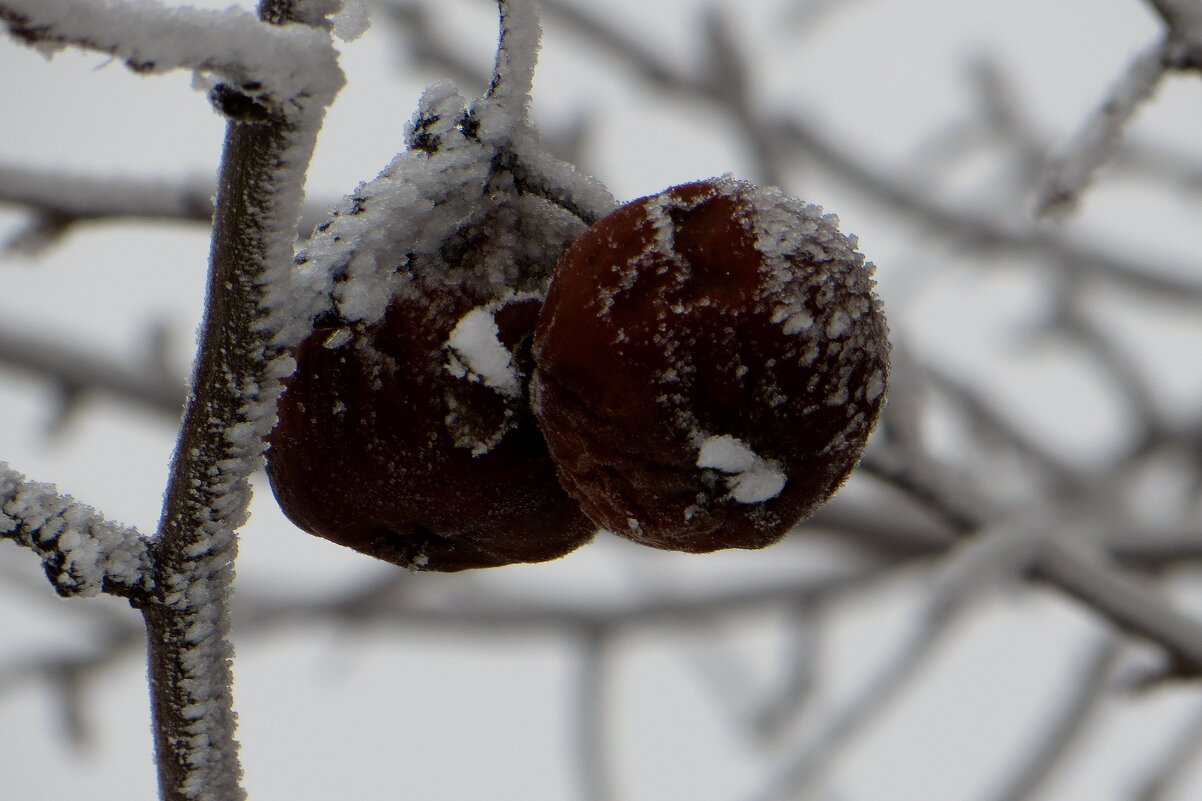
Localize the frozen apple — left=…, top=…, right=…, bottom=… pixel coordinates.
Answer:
left=266, top=205, right=598, bottom=571
left=531, top=176, right=889, bottom=552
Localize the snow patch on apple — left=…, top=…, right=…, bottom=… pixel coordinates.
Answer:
left=695, top=434, right=787, bottom=504
left=445, top=306, right=521, bottom=397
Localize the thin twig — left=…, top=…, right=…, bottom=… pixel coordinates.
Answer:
left=0, top=164, right=335, bottom=248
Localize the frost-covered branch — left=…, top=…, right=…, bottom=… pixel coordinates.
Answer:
left=0, top=0, right=340, bottom=102
left=1035, top=0, right=1202, bottom=218
left=1, top=0, right=360, bottom=796
left=0, top=462, right=151, bottom=599
left=268, top=0, right=612, bottom=352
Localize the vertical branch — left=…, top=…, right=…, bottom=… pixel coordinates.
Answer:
left=142, top=5, right=342, bottom=801
left=142, top=119, right=286, bottom=801
left=487, top=0, right=540, bottom=112
left=0, top=6, right=340, bottom=794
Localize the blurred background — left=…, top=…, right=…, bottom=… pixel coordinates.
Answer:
left=4, top=0, right=1202, bottom=799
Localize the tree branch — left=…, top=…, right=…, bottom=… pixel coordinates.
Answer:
left=1, top=1, right=347, bottom=799
left=142, top=71, right=340, bottom=801
left=0, top=462, right=151, bottom=599
left=1030, top=537, right=1202, bottom=676
left=0, top=164, right=216, bottom=227
left=863, top=452, right=1202, bottom=679
left=573, top=629, right=615, bottom=801
left=0, top=0, right=340, bottom=100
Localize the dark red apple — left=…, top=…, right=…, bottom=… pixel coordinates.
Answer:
left=267, top=243, right=596, bottom=572
left=531, top=177, right=889, bottom=553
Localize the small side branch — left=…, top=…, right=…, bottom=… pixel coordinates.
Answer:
left=0, top=462, right=151, bottom=600
left=1031, top=538, right=1202, bottom=676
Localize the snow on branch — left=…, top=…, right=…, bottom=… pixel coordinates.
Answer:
left=0, top=0, right=342, bottom=108
left=267, top=0, right=612, bottom=348
left=481, top=0, right=541, bottom=137
left=0, top=462, right=151, bottom=599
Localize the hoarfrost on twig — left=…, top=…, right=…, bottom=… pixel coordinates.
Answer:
left=0, top=462, right=151, bottom=598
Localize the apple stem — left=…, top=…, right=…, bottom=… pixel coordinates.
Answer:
left=482, top=0, right=542, bottom=137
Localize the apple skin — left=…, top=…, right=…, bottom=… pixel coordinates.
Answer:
left=531, top=177, right=890, bottom=553
left=266, top=285, right=596, bottom=572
